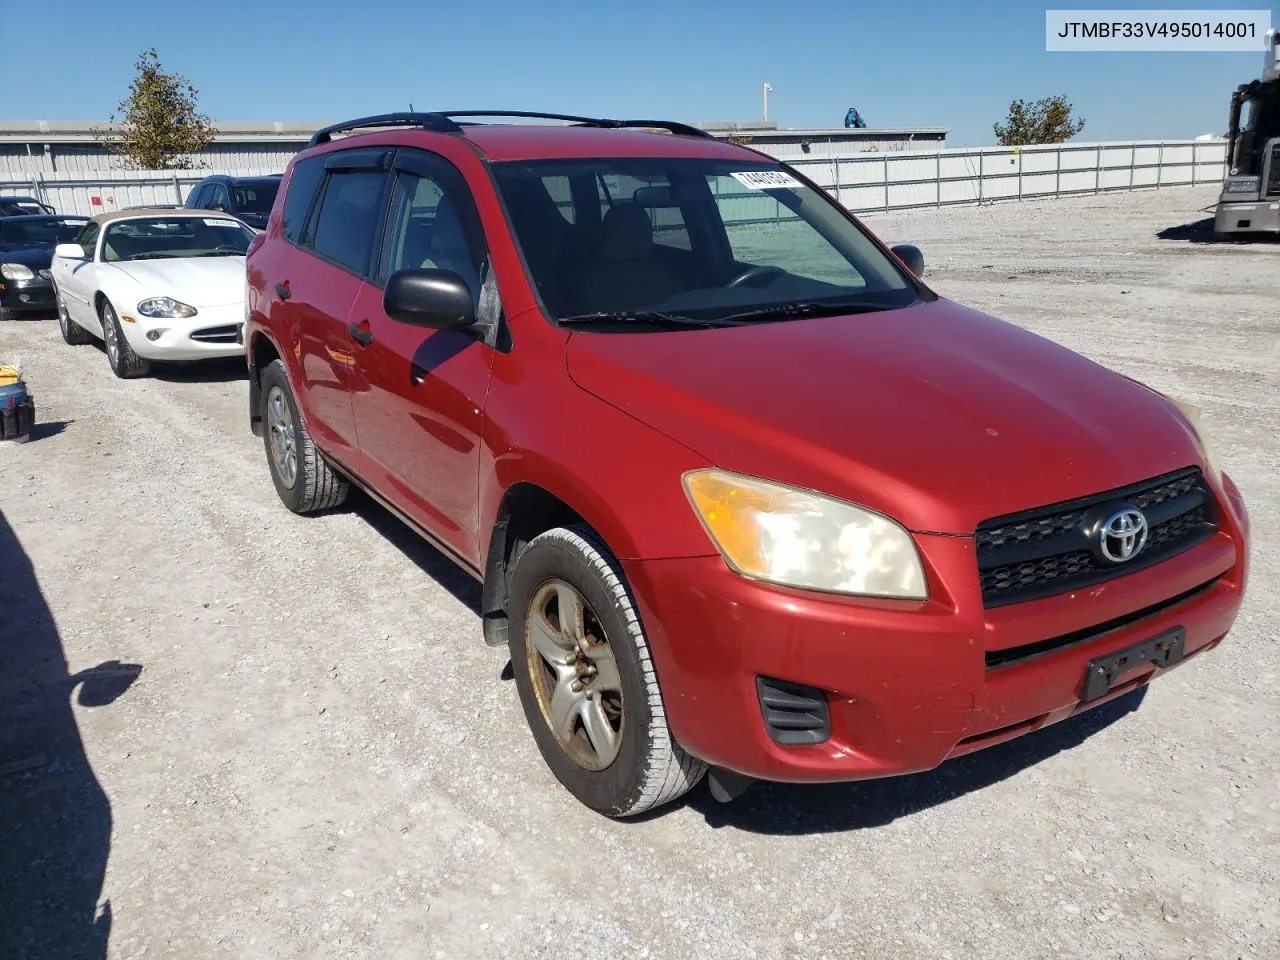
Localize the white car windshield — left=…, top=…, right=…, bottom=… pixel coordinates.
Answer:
left=490, top=157, right=928, bottom=327
left=101, top=216, right=255, bottom=262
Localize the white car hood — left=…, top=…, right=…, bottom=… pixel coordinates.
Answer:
left=107, top=256, right=245, bottom=307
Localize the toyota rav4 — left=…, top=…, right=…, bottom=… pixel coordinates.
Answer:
left=243, top=111, right=1250, bottom=818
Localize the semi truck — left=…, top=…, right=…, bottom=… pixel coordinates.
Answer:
left=1214, top=27, right=1280, bottom=237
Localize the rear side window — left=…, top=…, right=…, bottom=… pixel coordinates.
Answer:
left=186, top=184, right=207, bottom=208
left=307, top=169, right=386, bottom=275
left=281, top=156, right=326, bottom=244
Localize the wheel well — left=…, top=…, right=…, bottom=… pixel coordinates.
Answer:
left=93, top=291, right=107, bottom=315
left=480, top=483, right=587, bottom=646
left=248, top=334, right=280, bottom=436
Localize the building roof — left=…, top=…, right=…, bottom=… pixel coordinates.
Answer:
left=0, top=119, right=948, bottom=147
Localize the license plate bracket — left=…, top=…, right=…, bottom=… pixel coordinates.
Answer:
left=1081, top=626, right=1186, bottom=703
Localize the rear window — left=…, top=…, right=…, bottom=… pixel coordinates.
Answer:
left=307, top=169, right=385, bottom=274
left=232, top=180, right=280, bottom=214
left=281, top=157, right=326, bottom=244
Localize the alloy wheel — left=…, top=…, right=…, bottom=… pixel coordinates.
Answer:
left=525, top=579, right=624, bottom=771
left=266, top=385, right=298, bottom=489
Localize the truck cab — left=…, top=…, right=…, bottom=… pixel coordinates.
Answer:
left=1215, top=28, right=1280, bottom=237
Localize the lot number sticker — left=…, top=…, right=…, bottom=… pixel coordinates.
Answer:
left=203, top=218, right=240, bottom=228
left=730, top=170, right=802, bottom=190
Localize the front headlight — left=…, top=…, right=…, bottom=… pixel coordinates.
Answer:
left=137, top=297, right=197, bottom=319
left=1169, top=398, right=1222, bottom=484
left=0, top=263, right=34, bottom=280
left=682, top=469, right=928, bottom=599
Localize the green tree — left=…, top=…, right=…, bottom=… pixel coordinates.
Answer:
left=95, top=49, right=216, bottom=169
left=993, top=95, right=1086, bottom=146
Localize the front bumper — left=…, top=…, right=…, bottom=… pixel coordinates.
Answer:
left=0, top=276, right=56, bottom=313
left=1214, top=199, right=1280, bottom=234
left=624, top=487, right=1248, bottom=784
left=119, top=302, right=246, bottom=361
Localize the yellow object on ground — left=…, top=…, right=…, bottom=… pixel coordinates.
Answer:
left=0, top=362, right=21, bottom=386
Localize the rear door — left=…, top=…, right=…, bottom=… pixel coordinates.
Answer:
left=275, top=149, right=391, bottom=468
left=345, top=148, right=496, bottom=565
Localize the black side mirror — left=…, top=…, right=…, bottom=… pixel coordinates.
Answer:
left=384, top=268, right=475, bottom=330
left=891, top=244, right=925, bottom=277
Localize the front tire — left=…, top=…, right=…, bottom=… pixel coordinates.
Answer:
left=101, top=299, right=151, bottom=378
left=508, top=524, right=707, bottom=817
left=259, top=359, right=349, bottom=513
left=57, top=293, right=93, bottom=345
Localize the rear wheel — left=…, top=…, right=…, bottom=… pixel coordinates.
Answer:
left=508, top=524, right=707, bottom=817
left=259, top=359, right=349, bottom=513
left=101, top=299, right=150, bottom=378
left=57, top=293, right=93, bottom=345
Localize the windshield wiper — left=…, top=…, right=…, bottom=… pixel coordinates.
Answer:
left=716, top=300, right=902, bottom=324
left=557, top=310, right=729, bottom=330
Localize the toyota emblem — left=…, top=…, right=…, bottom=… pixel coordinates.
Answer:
left=1099, top=507, right=1148, bottom=563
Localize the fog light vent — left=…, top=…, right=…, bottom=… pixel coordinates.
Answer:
left=756, top=676, right=830, bottom=745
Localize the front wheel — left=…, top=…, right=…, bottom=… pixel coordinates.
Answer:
left=101, top=299, right=150, bottom=378
left=508, top=525, right=707, bottom=817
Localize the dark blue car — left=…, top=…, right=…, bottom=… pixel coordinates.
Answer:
left=0, top=215, right=90, bottom=320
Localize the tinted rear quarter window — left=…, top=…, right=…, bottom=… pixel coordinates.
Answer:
left=281, top=156, right=327, bottom=244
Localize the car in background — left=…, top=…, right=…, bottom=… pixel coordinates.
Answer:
left=184, top=174, right=281, bottom=230
left=51, top=208, right=255, bottom=378
left=242, top=111, right=1249, bottom=819
left=0, top=215, right=90, bottom=320
left=0, top=196, right=55, bottom=218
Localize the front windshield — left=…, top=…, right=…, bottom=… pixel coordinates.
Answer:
left=101, top=215, right=255, bottom=262
left=0, top=217, right=89, bottom=249
left=491, top=157, right=924, bottom=325
left=231, top=180, right=279, bottom=214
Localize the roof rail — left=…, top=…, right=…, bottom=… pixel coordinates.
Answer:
left=436, top=111, right=716, bottom=139
left=308, top=112, right=463, bottom=146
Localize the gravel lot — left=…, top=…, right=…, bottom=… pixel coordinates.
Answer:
left=1, top=185, right=1277, bottom=960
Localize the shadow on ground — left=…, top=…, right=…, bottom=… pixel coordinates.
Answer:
left=152, top=356, right=249, bottom=384
left=1157, top=218, right=1278, bottom=244
left=0, top=510, right=141, bottom=959
left=27, top=420, right=71, bottom=441
left=352, top=492, right=482, bottom=615
left=682, top=687, right=1148, bottom=835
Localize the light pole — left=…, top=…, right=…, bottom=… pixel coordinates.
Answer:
left=762, top=81, right=773, bottom=123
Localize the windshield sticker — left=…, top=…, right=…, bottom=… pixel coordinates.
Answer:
left=730, top=170, right=802, bottom=190
left=203, top=218, right=240, bottom=228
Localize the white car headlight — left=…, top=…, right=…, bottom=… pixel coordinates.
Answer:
left=1, top=263, right=35, bottom=280
left=683, top=469, right=928, bottom=599
left=137, top=297, right=197, bottom=319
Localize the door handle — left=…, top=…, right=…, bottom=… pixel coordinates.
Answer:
left=348, top=321, right=374, bottom=346
left=274, top=282, right=291, bottom=300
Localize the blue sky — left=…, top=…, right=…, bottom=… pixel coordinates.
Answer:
left=2, top=0, right=1275, bottom=145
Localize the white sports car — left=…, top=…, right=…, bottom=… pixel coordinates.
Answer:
left=50, top=208, right=254, bottom=378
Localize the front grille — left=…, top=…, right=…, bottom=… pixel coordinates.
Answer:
left=976, top=468, right=1217, bottom=607
left=756, top=676, right=830, bottom=745
left=190, top=323, right=241, bottom=344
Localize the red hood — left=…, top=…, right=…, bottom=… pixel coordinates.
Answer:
left=565, top=299, right=1205, bottom=534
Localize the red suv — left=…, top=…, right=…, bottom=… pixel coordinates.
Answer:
left=244, top=111, right=1250, bottom=817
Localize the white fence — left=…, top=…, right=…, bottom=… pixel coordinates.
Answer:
left=1, top=167, right=279, bottom=218
left=0, top=139, right=1227, bottom=220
